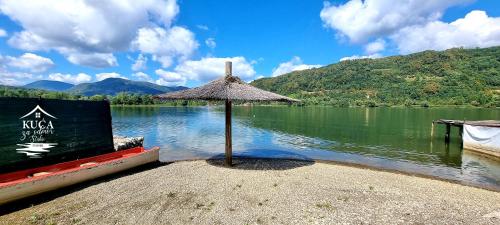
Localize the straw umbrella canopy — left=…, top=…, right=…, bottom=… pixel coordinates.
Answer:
left=156, top=61, right=299, bottom=166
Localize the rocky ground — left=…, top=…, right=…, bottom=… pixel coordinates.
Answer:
left=113, top=136, right=143, bottom=151
left=1, top=159, right=499, bottom=224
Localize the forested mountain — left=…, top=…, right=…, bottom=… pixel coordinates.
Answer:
left=251, top=46, right=500, bottom=107
left=68, top=78, right=187, bottom=96
left=0, top=85, right=193, bottom=106
left=23, top=80, right=74, bottom=91
left=0, top=78, right=190, bottom=105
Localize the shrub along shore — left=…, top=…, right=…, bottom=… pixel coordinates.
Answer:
left=0, top=87, right=498, bottom=108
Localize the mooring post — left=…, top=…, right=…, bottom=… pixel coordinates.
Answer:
left=225, top=61, right=232, bottom=77
left=445, top=124, right=451, bottom=143
left=225, top=99, right=232, bottom=166
left=224, top=61, right=233, bottom=167
left=430, top=122, right=435, bottom=138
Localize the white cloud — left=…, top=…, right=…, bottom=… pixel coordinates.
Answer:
left=205, top=38, right=216, bottom=49
left=132, top=26, right=198, bottom=68
left=131, top=54, right=148, bottom=71
left=271, top=56, right=322, bottom=77
left=365, top=39, right=385, bottom=54
left=95, top=72, right=127, bottom=81
left=248, top=75, right=266, bottom=82
left=197, top=25, right=209, bottom=31
left=5, top=53, right=54, bottom=72
left=173, top=56, right=256, bottom=81
left=66, top=52, right=117, bottom=68
left=320, top=1, right=499, bottom=55
left=0, top=28, right=6, bottom=37
left=0, top=0, right=181, bottom=67
left=151, top=56, right=257, bottom=85
left=320, top=0, right=470, bottom=43
left=0, top=70, right=38, bottom=86
left=155, top=69, right=186, bottom=86
left=250, top=57, right=265, bottom=65
left=392, top=10, right=500, bottom=54
left=6, top=31, right=48, bottom=51
left=132, top=72, right=153, bottom=82
left=340, top=53, right=382, bottom=61
left=48, top=72, right=92, bottom=84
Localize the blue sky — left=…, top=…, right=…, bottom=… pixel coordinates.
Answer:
left=0, top=0, right=499, bottom=87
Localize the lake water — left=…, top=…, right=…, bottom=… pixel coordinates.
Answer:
left=111, top=106, right=500, bottom=189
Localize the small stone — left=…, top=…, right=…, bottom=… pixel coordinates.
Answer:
left=483, top=210, right=500, bottom=218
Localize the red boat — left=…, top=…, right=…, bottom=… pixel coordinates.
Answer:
left=0, top=146, right=159, bottom=205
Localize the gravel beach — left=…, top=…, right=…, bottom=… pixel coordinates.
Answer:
left=1, top=159, right=499, bottom=225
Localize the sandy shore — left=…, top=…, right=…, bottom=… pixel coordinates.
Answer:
left=1, top=159, right=499, bottom=224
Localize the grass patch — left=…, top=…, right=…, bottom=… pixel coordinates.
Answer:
left=195, top=203, right=205, bottom=209
left=71, top=218, right=82, bottom=224
left=337, top=196, right=349, bottom=202
left=28, top=213, right=58, bottom=225
left=315, top=203, right=331, bottom=208
left=29, top=213, right=46, bottom=224
left=315, top=202, right=334, bottom=210
left=195, top=201, right=215, bottom=210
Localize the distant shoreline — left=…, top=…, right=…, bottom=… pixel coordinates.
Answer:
left=110, top=104, right=498, bottom=109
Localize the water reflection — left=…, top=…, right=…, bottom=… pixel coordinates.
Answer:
left=462, top=150, right=500, bottom=186
left=111, top=106, right=500, bottom=189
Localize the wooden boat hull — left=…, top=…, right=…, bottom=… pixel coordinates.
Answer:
left=0, top=147, right=159, bottom=205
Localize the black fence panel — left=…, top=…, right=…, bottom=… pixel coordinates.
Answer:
left=0, top=97, right=114, bottom=173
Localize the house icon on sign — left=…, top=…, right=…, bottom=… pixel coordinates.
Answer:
left=19, top=105, right=57, bottom=119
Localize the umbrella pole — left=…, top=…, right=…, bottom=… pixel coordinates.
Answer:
left=225, top=99, right=232, bottom=166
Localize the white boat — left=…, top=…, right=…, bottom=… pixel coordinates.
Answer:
left=0, top=146, right=159, bottom=205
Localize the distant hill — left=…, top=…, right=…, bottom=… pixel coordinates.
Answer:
left=23, top=80, right=74, bottom=91
left=0, top=82, right=193, bottom=105
left=251, top=46, right=500, bottom=107
left=68, top=78, right=188, bottom=96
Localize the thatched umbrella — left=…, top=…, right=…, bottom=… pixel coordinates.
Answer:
left=156, top=61, right=299, bottom=166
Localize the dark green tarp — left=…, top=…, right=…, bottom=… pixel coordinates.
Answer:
left=0, top=97, right=114, bottom=173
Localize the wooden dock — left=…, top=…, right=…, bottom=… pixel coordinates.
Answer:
left=432, top=119, right=464, bottom=143
left=432, top=119, right=500, bottom=143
